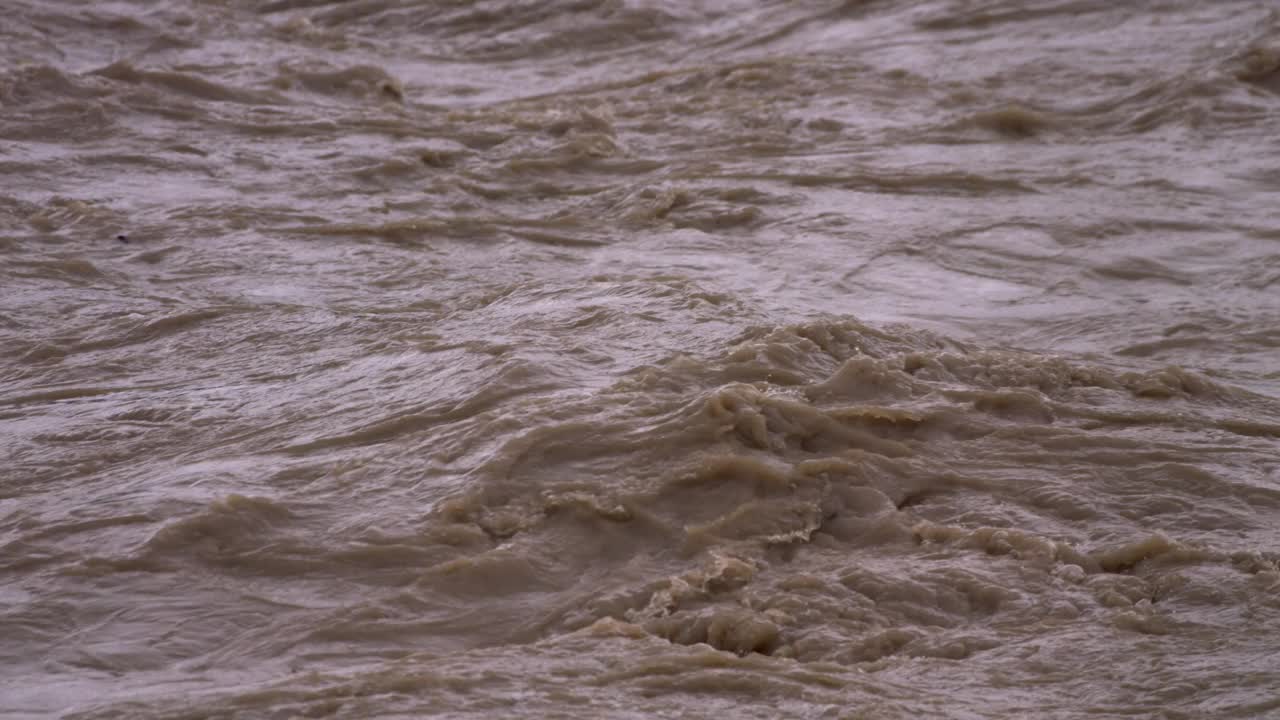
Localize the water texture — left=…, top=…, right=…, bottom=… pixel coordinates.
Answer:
left=2, top=0, right=1279, bottom=718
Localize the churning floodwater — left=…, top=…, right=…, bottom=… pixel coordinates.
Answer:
left=3, top=0, right=1279, bottom=717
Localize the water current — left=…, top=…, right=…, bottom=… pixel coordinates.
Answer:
left=3, top=0, right=1280, bottom=717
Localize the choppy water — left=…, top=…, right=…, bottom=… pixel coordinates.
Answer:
left=3, top=1, right=1280, bottom=718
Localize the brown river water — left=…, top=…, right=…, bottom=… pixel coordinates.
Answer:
left=3, top=1, right=1280, bottom=718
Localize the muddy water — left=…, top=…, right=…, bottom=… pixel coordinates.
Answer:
left=3, top=0, right=1280, bottom=718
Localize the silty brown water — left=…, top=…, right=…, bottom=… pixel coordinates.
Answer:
left=2, top=1, right=1279, bottom=718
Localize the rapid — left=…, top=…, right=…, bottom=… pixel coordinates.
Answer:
left=2, top=1, right=1279, bottom=718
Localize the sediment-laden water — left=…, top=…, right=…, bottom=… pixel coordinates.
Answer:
left=3, top=1, right=1279, bottom=718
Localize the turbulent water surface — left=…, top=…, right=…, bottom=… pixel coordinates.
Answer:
left=3, top=0, right=1280, bottom=717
